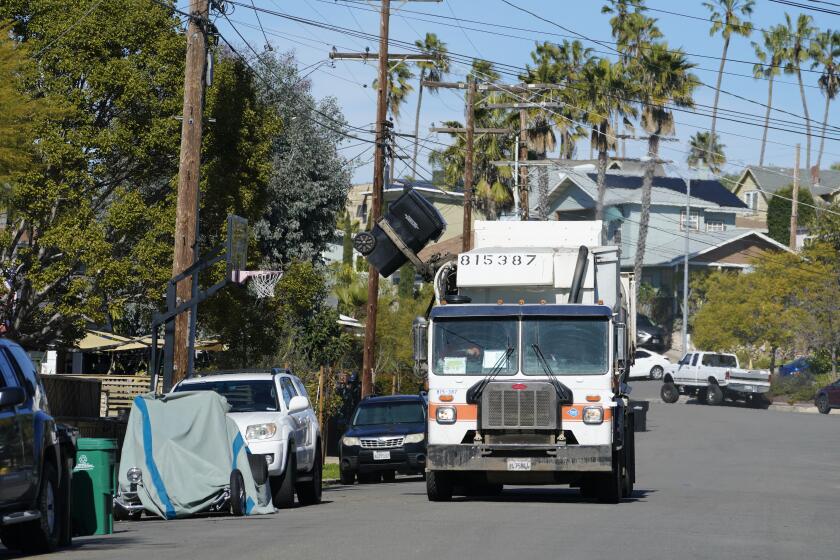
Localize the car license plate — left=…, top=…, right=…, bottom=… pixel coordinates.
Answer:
left=507, top=458, right=531, bottom=471
left=373, top=451, right=391, bottom=461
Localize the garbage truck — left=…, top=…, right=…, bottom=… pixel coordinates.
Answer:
left=412, top=220, right=637, bottom=503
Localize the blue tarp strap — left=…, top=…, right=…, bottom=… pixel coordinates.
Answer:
left=230, top=433, right=255, bottom=515
left=134, top=396, right=177, bottom=520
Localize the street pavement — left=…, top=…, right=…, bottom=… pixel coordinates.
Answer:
left=4, top=379, right=840, bottom=560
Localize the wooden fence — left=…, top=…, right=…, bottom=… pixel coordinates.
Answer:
left=41, top=374, right=151, bottom=418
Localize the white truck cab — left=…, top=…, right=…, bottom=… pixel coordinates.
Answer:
left=174, top=369, right=322, bottom=507
left=661, top=351, right=771, bottom=407
left=416, top=221, right=637, bottom=503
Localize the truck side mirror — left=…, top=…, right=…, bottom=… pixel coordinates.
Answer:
left=616, top=324, right=627, bottom=363
left=412, top=317, right=428, bottom=375
left=0, top=386, right=26, bottom=409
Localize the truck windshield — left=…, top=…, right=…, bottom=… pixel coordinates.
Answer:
left=522, top=318, right=609, bottom=375
left=432, top=318, right=518, bottom=376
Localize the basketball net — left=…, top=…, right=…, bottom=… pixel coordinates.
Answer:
left=246, top=271, right=283, bottom=299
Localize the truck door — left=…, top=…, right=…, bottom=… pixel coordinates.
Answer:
left=0, top=350, right=28, bottom=503
left=674, top=353, right=693, bottom=382
left=690, top=353, right=702, bottom=384
left=280, top=376, right=308, bottom=469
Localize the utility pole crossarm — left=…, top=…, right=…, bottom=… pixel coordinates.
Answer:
left=421, top=80, right=467, bottom=89
left=430, top=127, right=512, bottom=134
left=330, top=52, right=439, bottom=62
left=484, top=102, right=566, bottom=110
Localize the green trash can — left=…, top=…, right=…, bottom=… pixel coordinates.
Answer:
left=71, top=438, right=117, bottom=536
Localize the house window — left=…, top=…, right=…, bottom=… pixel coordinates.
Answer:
left=744, top=191, right=759, bottom=211
left=706, top=220, right=726, bottom=232
left=679, top=210, right=700, bottom=231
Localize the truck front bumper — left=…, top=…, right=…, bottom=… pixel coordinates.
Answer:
left=427, top=444, right=612, bottom=472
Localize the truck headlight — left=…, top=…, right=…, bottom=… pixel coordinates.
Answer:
left=436, top=406, right=456, bottom=424
left=404, top=433, right=424, bottom=444
left=342, top=436, right=360, bottom=446
left=245, top=423, right=277, bottom=441
left=126, top=467, right=142, bottom=484
left=583, top=406, right=604, bottom=425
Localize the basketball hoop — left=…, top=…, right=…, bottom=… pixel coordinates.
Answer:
left=235, top=271, right=283, bottom=299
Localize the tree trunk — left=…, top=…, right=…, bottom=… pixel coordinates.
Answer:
left=708, top=36, right=729, bottom=162
left=797, top=68, right=812, bottom=173
left=832, top=345, right=837, bottom=380
left=411, top=72, right=426, bottom=180
left=816, top=92, right=831, bottom=172
left=759, top=75, right=774, bottom=167
left=537, top=165, right=549, bottom=221
left=595, top=123, right=608, bottom=243
left=769, top=345, right=777, bottom=375
left=634, top=134, right=659, bottom=297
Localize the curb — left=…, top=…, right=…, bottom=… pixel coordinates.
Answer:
left=641, top=396, right=824, bottom=415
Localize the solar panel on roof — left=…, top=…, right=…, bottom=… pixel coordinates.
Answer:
left=585, top=173, right=747, bottom=209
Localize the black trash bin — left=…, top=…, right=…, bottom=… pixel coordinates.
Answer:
left=365, top=189, right=446, bottom=278
left=630, top=400, right=649, bottom=432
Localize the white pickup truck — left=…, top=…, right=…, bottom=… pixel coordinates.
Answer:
left=660, top=351, right=771, bottom=408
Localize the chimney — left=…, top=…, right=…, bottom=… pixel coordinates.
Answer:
left=811, top=165, right=820, bottom=186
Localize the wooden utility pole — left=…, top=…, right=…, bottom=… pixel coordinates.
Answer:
left=789, top=143, right=801, bottom=251
left=463, top=79, right=476, bottom=252
left=519, top=110, right=529, bottom=220
left=172, top=0, right=209, bottom=385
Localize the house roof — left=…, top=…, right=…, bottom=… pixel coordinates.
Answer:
left=621, top=227, right=792, bottom=267
left=537, top=168, right=747, bottom=212
left=739, top=166, right=840, bottom=197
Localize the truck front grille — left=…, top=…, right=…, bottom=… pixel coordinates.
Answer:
left=481, top=382, right=557, bottom=430
left=360, top=437, right=404, bottom=449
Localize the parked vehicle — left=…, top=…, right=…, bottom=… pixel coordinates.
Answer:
left=815, top=379, right=840, bottom=414
left=339, top=394, right=427, bottom=484
left=173, top=369, right=322, bottom=508
left=779, top=357, right=812, bottom=377
left=415, top=220, right=637, bottom=503
left=116, top=391, right=274, bottom=519
left=636, top=314, right=667, bottom=352
left=0, top=339, right=76, bottom=553
left=629, top=349, right=670, bottom=380
left=661, top=351, right=771, bottom=408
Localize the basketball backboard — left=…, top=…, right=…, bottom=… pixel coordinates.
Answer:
left=226, top=215, right=248, bottom=279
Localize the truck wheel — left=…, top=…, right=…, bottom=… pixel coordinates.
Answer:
left=706, top=384, right=724, bottom=406
left=382, top=470, right=396, bottom=483
left=296, top=447, right=322, bottom=506
left=230, top=469, right=247, bottom=516
left=816, top=394, right=831, bottom=414
left=696, top=388, right=708, bottom=404
left=426, top=471, right=453, bottom=502
left=339, top=468, right=356, bottom=485
left=271, top=452, right=296, bottom=508
left=649, top=366, right=664, bottom=380
left=660, top=382, right=679, bottom=403
left=23, top=461, right=60, bottom=553
left=748, top=394, right=771, bottom=409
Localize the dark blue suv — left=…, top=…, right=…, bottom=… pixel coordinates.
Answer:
left=339, top=395, right=427, bottom=484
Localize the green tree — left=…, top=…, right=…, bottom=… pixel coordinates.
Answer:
left=783, top=12, right=816, bottom=172
left=687, top=131, right=726, bottom=172
left=703, top=0, right=754, bottom=161
left=374, top=285, right=432, bottom=394
left=634, top=43, right=699, bottom=294
left=766, top=185, right=817, bottom=245
left=373, top=62, right=414, bottom=121
left=411, top=33, right=450, bottom=178
left=0, top=0, right=185, bottom=348
left=752, top=24, right=790, bottom=166
left=602, top=0, right=663, bottom=64
left=811, top=29, right=840, bottom=170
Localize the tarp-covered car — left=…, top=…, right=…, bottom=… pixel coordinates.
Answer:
left=115, top=391, right=274, bottom=519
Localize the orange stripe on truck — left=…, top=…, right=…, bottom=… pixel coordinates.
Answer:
left=428, top=403, right=611, bottom=423
left=562, top=405, right=613, bottom=422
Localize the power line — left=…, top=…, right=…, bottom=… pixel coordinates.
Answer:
left=35, top=0, right=108, bottom=56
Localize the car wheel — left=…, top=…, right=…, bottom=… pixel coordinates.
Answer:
left=22, top=461, right=60, bottom=553
left=382, top=470, right=396, bottom=483
left=816, top=394, right=831, bottom=414
left=271, top=451, right=296, bottom=508
left=339, top=468, right=356, bottom=485
left=426, top=471, right=453, bottom=502
left=706, top=384, right=724, bottom=406
left=296, top=447, right=322, bottom=506
left=649, top=366, right=664, bottom=380
left=660, top=382, right=679, bottom=403
left=230, top=469, right=246, bottom=516
left=748, top=394, right=771, bottom=410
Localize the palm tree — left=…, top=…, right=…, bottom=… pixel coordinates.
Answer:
left=811, top=29, right=840, bottom=171
left=602, top=0, right=663, bottom=64
left=703, top=0, right=754, bottom=162
left=687, top=132, right=726, bottom=172
left=634, top=43, right=700, bottom=291
left=373, top=62, right=414, bottom=121
left=411, top=33, right=450, bottom=179
left=752, top=24, right=790, bottom=166
left=783, top=12, right=816, bottom=172
left=580, top=57, right=637, bottom=232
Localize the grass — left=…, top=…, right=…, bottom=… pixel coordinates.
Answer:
left=322, top=462, right=340, bottom=481
left=768, top=373, right=833, bottom=405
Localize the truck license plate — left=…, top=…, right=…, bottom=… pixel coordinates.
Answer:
left=507, top=458, right=532, bottom=471
left=743, top=385, right=753, bottom=392
left=373, top=451, right=391, bottom=461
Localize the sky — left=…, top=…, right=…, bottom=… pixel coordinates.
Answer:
left=187, top=0, right=840, bottom=186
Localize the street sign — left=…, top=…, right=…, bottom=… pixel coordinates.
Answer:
left=226, top=215, right=248, bottom=280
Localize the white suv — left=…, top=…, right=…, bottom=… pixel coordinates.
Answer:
left=174, top=369, right=322, bottom=507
